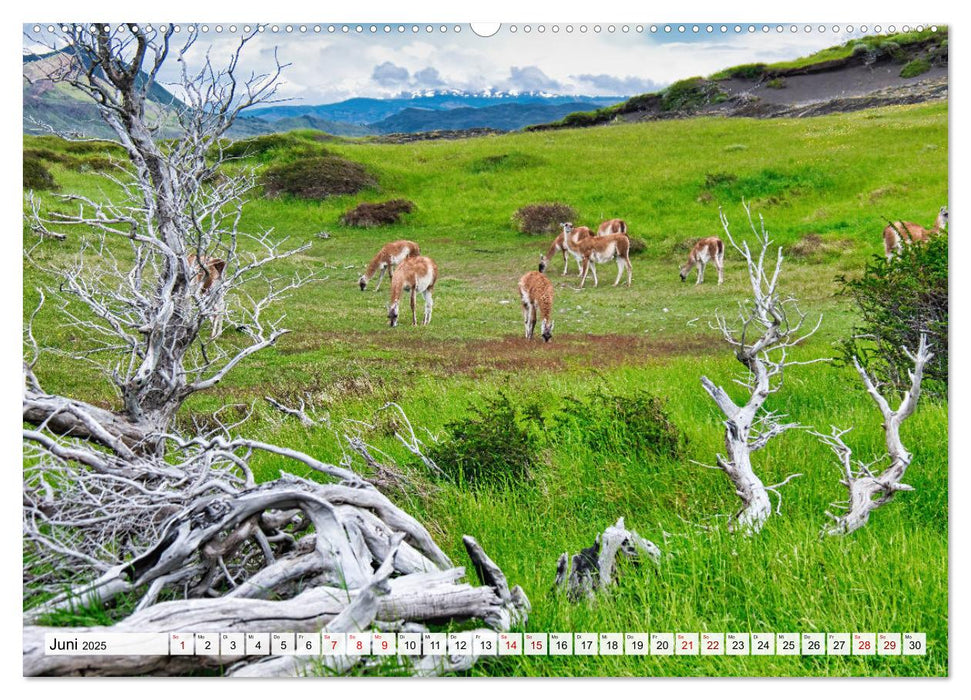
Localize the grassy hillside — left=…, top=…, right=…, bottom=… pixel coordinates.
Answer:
left=22, top=101, right=949, bottom=676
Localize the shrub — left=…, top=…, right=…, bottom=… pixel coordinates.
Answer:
left=765, top=78, right=786, bottom=89
left=340, top=199, right=415, bottom=227
left=224, top=133, right=328, bottom=160
left=837, top=233, right=947, bottom=397
left=900, top=58, right=932, bottom=78
left=627, top=237, right=647, bottom=256
left=73, top=155, right=115, bottom=172
left=23, top=148, right=71, bottom=164
left=467, top=152, right=544, bottom=174
left=724, top=63, right=767, bottom=80
left=789, top=233, right=824, bottom=259
left=427, top=393, right=545, bottom=488
left=512, top=202, right=578, bottom=235
left=550, top=387, right=686, bottom=461
left=661, top=77, right=724, bottom=112
left=261, top=156, right=377, bottom=199
left=23, top=155, right=57, bottom=190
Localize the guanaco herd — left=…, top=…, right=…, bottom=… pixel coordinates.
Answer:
left=188, top=205, right=948, bottom=341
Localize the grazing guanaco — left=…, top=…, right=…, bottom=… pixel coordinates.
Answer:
left=187, top=253, right=227, bottom=338
left=679, top=237, right=725, bottom=285
left=560, top=222, right=632, bottom=288
left=597, top=218, right=627, bottom=236
left=518, top=271, right=554, bottom=342
left=359, top=240, right=421, bottom=291
left=883, top=206, right=948, bottom=259
left=388, top=255, right=438, bottom=327
left=539, top=224, right=593, bottom=275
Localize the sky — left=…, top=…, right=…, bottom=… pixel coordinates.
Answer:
left=20, top=22, right=883, bottom=105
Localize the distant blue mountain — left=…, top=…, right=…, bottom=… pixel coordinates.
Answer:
left=246, top=92, right=624, bottom=126
left=368, top=101, right=611, bottom=134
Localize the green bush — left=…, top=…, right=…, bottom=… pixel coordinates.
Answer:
left=223, top=133, right=328, bottom=161
left=627, top=237, right=647, bottom=256
left=661, top=77, right=723, bottom=112
left=837, top=233, right=947, bottom=397
left=467, top=152, right=545, bottom=174
left=261, top=156, right=377, bottom=199
left=550, top=387, right=686, bottom=461
left=23, top=155, right=57, bottom=190
left=900, top=58, right=932, bottom=78
left=766, top=78, right=787, bottom=89
left=427, top=393, right=545, bottom=488
left=512, top=202, right=577, bottom=235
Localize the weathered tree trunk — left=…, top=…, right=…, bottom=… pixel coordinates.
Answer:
left=553, top=518, right=660, bottom=601
left=818, top=335, right=933, bottom=535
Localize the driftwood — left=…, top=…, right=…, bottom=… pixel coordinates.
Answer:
left=700, top=204, right=823, bottom=533
left=553, top=518, right=660, bottom=601
left=816, top=334, right=933, bottom=535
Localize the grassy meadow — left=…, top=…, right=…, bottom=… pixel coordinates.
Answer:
left=22, top=100, right=949, bottom=676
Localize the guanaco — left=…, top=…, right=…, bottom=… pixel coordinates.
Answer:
left=560, top=222, right=632, bottom=288
left=388, top=255, right=438, bottom=327
left=518, top=270, right=554, bottom=342
left=187, top=253, right=227, bottom=338
left=883, top=206, right=948, bottom=259
left=539, top=224, right=593, bottom=276
left=359, top=240, right=421, bottom=291
left=679, top=237, right=725, bottom=285
left=597, top=218, right=627, bottom=236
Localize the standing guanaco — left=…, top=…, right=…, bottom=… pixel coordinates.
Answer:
left=187, top=253, right=227, bottom=338
left=679, top=237, right=725, bottom=285
left=539, top=224, right=593, bottom=276
left=518, top=271, right=554, bottom=342
left=597, top=218, right=627, bottom=236
left=388, top=255, right=438, bottom=327
left=882, top=206, right=948, bottom=259
left=359, top=240, right=421, bottom=291
left=560, top=222, right=632, bottom=288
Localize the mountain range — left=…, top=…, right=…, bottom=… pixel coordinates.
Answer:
left=23, top=50, right=623, bottom=138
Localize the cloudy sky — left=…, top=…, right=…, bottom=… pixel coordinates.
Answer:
left=24, top=23, right=871, bottom=104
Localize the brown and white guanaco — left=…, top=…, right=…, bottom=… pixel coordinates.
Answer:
left=359, top=240, right=421, bottom=291
left=187, top=253, right=227, bottom=338
left=596, top=218, right=627, bottom=236
left=882, top=206, right=948, bottom=259
left=539, top=224, right=592, bottom=276
left=388, top=255, right=438, bottom=327
left=679, top=237, right=725, bottom=285
left=518, top=270, right=554, bottom=342
left=560, top=222, right=632, bottom=288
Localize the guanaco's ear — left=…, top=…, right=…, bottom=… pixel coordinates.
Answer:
left=211, top=259, right=227, bottom=275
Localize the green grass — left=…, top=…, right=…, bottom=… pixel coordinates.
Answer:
left=22, top=99, right=949, bottom=676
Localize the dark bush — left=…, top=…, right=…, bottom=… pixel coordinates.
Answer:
left=73, top=155, right=115, bottom=172
left=261, top=156, right=377, bottom=199
left=340, top=199, right=415, bottom=227
left=427, top=393, right=544, bottom=488
left=837, top=233, right=947, bottom=397
left=627, top=237, right=647, bottom=255
left=512, top=202, right=578, bottom=235
left=467, top=152, right=544, bottom=174
left=550, top=387, right=687, bottom=461
left=724, top=63, right=768, bottom=80
left=23, top=148, right=72, bottom=164
left=23, top=155, right=57, bottom=190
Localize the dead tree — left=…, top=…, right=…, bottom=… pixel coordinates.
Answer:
left=22, top=27, right=530, bottom=678
left=553, top=518, right=660, bottom=601
left=699, top=204, right=824, bottom=534
left=815, top=334, right=933, bottom=535
left=23, top=25, right=314, bottom=454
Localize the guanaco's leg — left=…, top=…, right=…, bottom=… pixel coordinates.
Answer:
left=590, top=261, right=599, bottom=287
left=579, top=258, right=589, bottom=288
left=696, top=260, right=706, bottom=285
left=614, top=258, right=624, bottom=286
left=716, top=254, right=724, bottom=285
left=422, top=289, right=433, bottom=325
left=562, top=249, right=569, bottom=275
left=410, top=287, right=417, bottom=325
left=625, top=254, right=632, bottom=287
left=522, top=302, right=531, bottom=338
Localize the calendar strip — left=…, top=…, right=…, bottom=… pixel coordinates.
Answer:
left=43, top=632, right=927, bottom=657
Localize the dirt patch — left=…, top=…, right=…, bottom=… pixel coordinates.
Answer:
left=282, top=329, right=717, bottom=377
